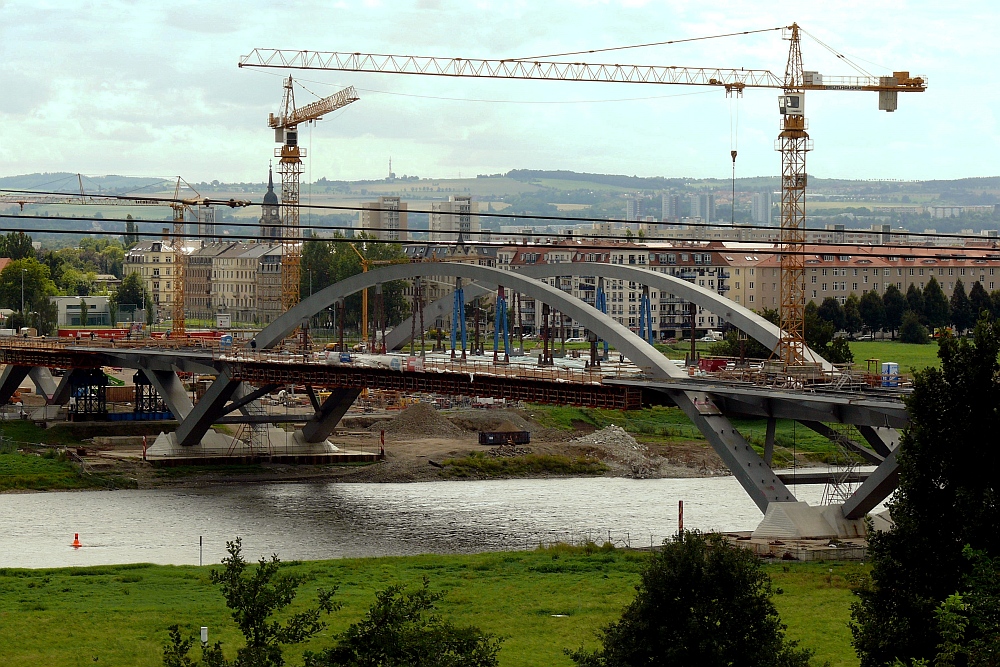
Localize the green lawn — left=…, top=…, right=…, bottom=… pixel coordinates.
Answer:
left=527, top=405, right=848, bottom=465
left=0, top=423, right=134, bottom=491
left=0, top=549, right=862, bottom=667
left=847, top=340, right=941, bottom=375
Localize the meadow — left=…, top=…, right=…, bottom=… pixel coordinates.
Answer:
left=0, top=547, right=863, bottom=667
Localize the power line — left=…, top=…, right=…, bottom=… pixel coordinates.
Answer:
left=3, top=189, right=999, bottom=246
left=5, top=214, right=1000, bottom=261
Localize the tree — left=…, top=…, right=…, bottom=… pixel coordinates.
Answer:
left=969, top=280, right=993, bottom=320
left=882, top=284, right=906, bottom=339
left=124, top=215, right=139, bottom=249
left=925, top=547, right=1000, bottom=666
left=111, top=272, right=153, bottom=325
left=860, top=290, right=885, bottom=336
left=923, top=277, right=950, bottom=330
left=950, top=279, right=975, bottom=333
left=0, top=257, right=57, bottom=314
left=905, top=284, right=925, bottom=322
left=817, top=296, right=846, bottom=331
left=79, top=299, right=89, bottom=327
left=163, top=537, right=337, bottom=667
left=899, top=311, right=930, bottom=344
left=851, top=316, right=1000, bottom=666
left=304, top=579, right=502, bottom=667
left=844, top=293, right=863, bottom=337
left=569, top=532, right=812, bottom=667
left=0, top=232, right=35, bottom=260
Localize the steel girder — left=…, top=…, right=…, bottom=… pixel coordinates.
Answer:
left=141, top=369, right=194, bottom=422
left=668, top=388, right=797, bottom=513
left=843, top=450, right=899, bottom=519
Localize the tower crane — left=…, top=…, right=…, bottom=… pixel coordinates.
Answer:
left=268, top=77, right=359, bottom=313
left=239, top=24, right=925, bottom=365
left=0, top=177, right=252, bottom=335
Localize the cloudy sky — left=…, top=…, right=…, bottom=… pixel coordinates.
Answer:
left=0, top=1, right=994, bottom=184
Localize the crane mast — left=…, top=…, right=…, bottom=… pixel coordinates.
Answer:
left=777, top=24, right=810, bottom=365
left=270, top=77, right=359, bottom=315
left=241, top=28, right=924, bottom=365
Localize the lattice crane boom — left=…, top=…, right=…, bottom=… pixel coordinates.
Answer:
left=241, top=25, right=925, bottom=364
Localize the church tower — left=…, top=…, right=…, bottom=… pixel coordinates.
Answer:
left=260, top=166, right=281, bottom=240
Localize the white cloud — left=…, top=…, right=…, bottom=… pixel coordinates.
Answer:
left=0, top=0, right=995, bottom=181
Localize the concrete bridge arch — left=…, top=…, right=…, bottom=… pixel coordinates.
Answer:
left=254, top=261, right=688, bottom=380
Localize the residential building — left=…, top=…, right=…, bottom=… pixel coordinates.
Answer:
left=751, top=191, right=774, bottom=225
left=748, top=244, right=1000, bottom=310
left=689, top=194, right=716, bottom=223
left=662, top=193, right=680, bottom=221
left=256, top=245, right=283, bottom=324
left=430, top=195, right=479, bottom=243
left=360, top=196, right=408, bottom=241
left=123, top=236, right=179, bottom=319
left=186, top=242, right=236, bottom=321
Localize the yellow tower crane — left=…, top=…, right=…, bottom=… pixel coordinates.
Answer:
left=269, top=78, right=359, bottom=312
left=240, top=24, right=925, bottom=365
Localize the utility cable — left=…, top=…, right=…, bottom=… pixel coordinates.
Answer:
left=514, top=26, right=785, bottom=61
left=4, top=215, right=1000, bottom=261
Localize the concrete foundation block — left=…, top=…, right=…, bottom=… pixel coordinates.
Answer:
left=752, top=501, right=869, bottom=540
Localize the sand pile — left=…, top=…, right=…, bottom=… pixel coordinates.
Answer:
left=370, top=402, right=464, bottom=438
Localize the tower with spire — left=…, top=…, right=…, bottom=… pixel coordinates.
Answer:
left=260, top=165, right=281, bottom=240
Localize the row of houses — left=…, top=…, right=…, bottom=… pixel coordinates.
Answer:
left=122, top=232, right=1000, bottom=338
left=124, top=240, right=283, bottom=324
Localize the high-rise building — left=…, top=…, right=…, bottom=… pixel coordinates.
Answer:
left=360, top=196, right=408, bottom=241
left=625, top=196, right=640, bottom=222
left=751, top=191, right=774, bottom=225
left=689, top=194, right=715, bottom=222
left=661, top=193, right=680, bottom=221
left=260, top=167, right=281, bottom=240
left=430, top=195, right=480, bottom=243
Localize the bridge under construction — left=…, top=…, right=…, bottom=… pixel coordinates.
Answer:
left=0, top=261, right=909, bottom=539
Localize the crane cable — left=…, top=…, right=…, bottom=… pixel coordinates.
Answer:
left=515, top=26, right=785, bottom=61
left=730, top=94, right=739, bottom=226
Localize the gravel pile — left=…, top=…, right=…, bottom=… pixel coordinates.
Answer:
left=573, top=425, right=659, bottom=478
left=370, top=402, right=464, bottom=439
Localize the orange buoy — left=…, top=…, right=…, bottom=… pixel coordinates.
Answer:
left=71, top=533, right=82, bottom=549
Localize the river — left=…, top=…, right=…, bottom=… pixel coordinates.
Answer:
left=0, top=477, right=840, bottom=569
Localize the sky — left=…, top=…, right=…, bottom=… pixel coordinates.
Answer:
left=0, top=0, right=995, bottom=185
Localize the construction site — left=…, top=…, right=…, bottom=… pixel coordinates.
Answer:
left=0, top=23, right=926, bottom=540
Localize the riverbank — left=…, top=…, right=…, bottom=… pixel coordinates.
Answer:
left=0, top=546, right=862, bottom=667
left=0, top=403, right=853, bottom=491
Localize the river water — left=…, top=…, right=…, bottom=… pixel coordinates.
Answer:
left=0, top=477, right=837, bottom=569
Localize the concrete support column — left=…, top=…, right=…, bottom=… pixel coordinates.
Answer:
left=301, top=388, right=363, bottom=443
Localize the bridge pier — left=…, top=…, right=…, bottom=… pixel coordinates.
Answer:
left=301, top=388, right=362, bottom=443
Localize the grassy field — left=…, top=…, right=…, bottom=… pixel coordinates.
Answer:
left=527, top=405, right=846, bottom=465
left=0, top=548, right=863, bottom=667
left=847, top=340, right=941, bottom=375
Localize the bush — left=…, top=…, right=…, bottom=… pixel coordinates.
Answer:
left=567, top=531, right=812, bottom=667
left=899, top=311, right=930, bottom=344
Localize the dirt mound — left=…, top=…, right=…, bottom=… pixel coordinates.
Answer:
left=572, top=425, right=659, bottom=479
left=370, top=402, right=464, bottom=439
left=446, top=410, right=533, bottom=433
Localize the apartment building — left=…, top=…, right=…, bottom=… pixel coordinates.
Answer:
left=257, top=245, right=283, bottom=324
left=496, top=241, right=732, bottom=339
left=748, top=244, right=1000, bottom=309
left=123, top=238, right=179, bottom=319
left=430, top=195, right=479, bottom=243
left=360, top=196, right=408, bottom=241
left=186, top=242, right=236, bottom=321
